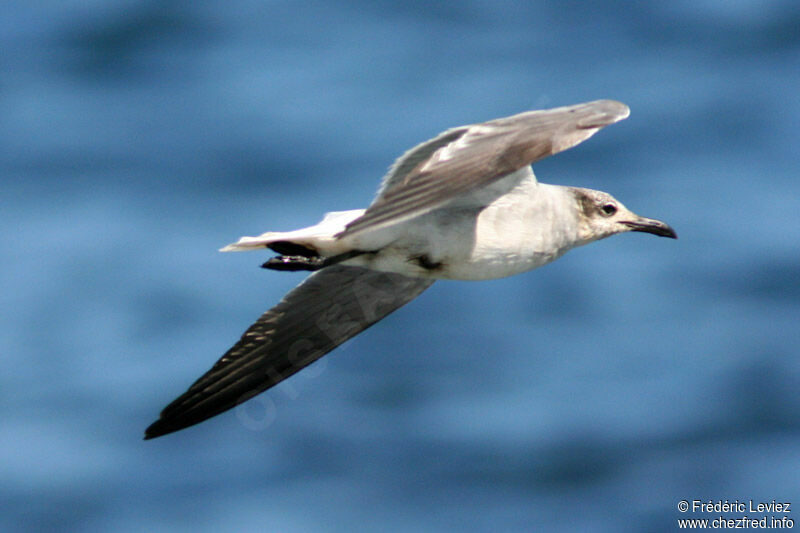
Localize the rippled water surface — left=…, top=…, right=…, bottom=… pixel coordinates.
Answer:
left=2, top=1, right=799, bottom=531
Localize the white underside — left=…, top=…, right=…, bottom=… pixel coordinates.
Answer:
left=221, top=168, right=587, bottom=281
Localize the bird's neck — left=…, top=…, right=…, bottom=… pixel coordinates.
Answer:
left=470, top=182, right=586, bottom=272
left=519, top=183, right=587, bottom=252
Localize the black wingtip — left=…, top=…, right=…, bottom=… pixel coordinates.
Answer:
left=143, top=423, right=163, bottom=440
left=144, top=397, right=236, bottom=440
left=143, top=418, right=179, bottom=440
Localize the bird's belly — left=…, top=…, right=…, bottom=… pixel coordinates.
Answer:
left=439, top=247, right=563, bottom=280
left=347, top=232, right=566, bottom=281
left=344, top=193, right=576, bottom=281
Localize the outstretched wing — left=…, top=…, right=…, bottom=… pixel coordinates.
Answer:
left=339, top=99, right=629, bottom=237
left=145, top=266, right=434, bottom=439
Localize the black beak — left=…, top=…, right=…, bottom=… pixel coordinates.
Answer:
left=622, top=218, right=677, bottom=239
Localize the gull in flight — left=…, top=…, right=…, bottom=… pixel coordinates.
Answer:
left=145, top=100, right=676, bottom=439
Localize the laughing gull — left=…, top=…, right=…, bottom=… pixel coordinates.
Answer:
left=145, top=99, right=676, bottom=439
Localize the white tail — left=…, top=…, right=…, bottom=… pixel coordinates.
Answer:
left=219, top=209, right=365, bottom=252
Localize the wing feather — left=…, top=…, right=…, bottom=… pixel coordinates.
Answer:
left=340, top=100, right=629, bottom=237
left=145, top=266, right=433, bottom=439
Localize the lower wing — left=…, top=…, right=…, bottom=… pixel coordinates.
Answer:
left=145, top=266, right=434, bottom=439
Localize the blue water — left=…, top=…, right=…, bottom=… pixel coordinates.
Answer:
left=2, top=1, right=799, bottom=531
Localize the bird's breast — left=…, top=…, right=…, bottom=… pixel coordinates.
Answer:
left=346, top=206, right=574, bottom=281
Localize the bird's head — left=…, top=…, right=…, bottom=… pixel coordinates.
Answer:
left=571, top=187, right=677, bottom=243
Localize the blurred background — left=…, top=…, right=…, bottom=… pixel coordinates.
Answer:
left=2, top=1, right=799, bottom=531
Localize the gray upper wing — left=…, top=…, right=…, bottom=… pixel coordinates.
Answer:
left=145, top=266, right=434, bottom=439
left=339, top=99, right=629, bottom=237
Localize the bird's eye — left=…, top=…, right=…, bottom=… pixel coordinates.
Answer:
left=601, top=203, right=617, bottom=216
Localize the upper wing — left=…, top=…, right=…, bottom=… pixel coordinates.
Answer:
left=339, top=99, right=629, bottom=237
left=145, top=266, right=434, bottom=439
